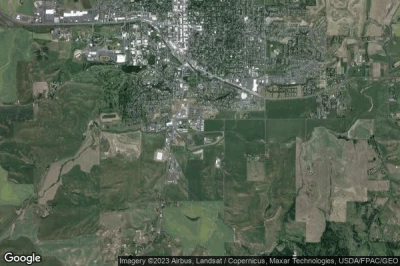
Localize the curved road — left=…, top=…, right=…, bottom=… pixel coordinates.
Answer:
left=0, top=8, right=264, bottom=98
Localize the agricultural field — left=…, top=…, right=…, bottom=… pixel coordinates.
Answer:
left=0, top=0, right=34, bottom=16
left=0, top=166, right=33, bottom=206
left=162, top=201, right=232, bottom=255
left=0, top=28, right=32, bottom=103
left=57, top=0, right=97, bottom=10
left=265, top=97, right=317, bottom=119
left=2, top=0, right=400, bottom=260
left=347, top=119, right=374, bottom=139
left=295, top=127, right=378, bottom=242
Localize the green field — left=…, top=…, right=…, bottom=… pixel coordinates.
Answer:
left=100, top=132, right=166, bottom=210
left=58, top=0, right=95, bottom=10
left=0, top=0, right=33, bottom=16
left=266, top=119, right=306, bottom=142
left=265, top=97, right=317, bottom=119
left=394, top=24, right=400, bottom=37
left=387, top=36, right=400, bottom=62
left=38, top=235, right=101, bottom=265
left=0, top=237, right=64, bottom=266
left=204, top=119, right=224, bottom=132
left=225, top=120, right=265, bottom=142
left=184, top=145, right=224, bottom=201
left=0, top=28, right=32, bottom=103
left=163, top=201, right=233, bottom=255
left=33, top=33, right=53, bottom=41
left=0, top=166, right=33, bottom=206
left=347, top=119, right=374, bottom=139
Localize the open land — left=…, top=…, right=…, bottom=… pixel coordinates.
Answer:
left=0, top=28, right=32, bottom=103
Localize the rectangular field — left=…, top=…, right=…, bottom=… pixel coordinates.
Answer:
left=265, top=97, right=317, bottom=119
left=0, top=28, right=32, bottom=103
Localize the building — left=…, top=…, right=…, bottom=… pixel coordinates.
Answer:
left=63, top=10, right=88, bottom=17
left=116, top=54, right=126, bottom=64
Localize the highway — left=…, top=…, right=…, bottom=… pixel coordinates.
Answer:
left=0, top=7, right=265, bottom=99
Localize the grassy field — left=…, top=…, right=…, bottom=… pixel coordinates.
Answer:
left=348, top=119, right=374, bottom=139
left=224, top=131, right=247, bottom=182
left=394, top=24, right=400, bottom=37
left=0, top=205, right=17, bottom=238
left=305, top=119, right=351, bottom=140
left=266, top=119, right=306, bottom=142
left=100, top=132, right=166, bottom=210
left=225, top=120, right=265, bottom=142
left=184, top=145, right=224, bottom=201
left=9, top=208, right=38, bottom=241
left=0, top=237, right=64, bottom=266
left=387, top=36, right=400, bottom=62
left=265, top=97, right=317, bottom=119
left=204, top=120, right=224, bottom=132
left=0, top=166, right=33, bottom=206
left=38, top=235, right=101, bottom=265
left=0, top=0, right=33, bottom=16
left=163, top=201, right=232, bottom=255
left=0, top=28, right=32, bottom=103
left=33, top=33, right=53, bottom=41
left=58, top=0, right=95, bottom=10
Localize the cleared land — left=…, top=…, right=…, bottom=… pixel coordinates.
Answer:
left=100, top=131, right=141, bottom=159
left=295, top=127, right=373, bottom=242
left=367, top=180, right=390, bottom=191
left=347, top=119, right=374, bottom=139
left=33, top=82, right=49, bottom=98
left=365, top=0, right=399, bottom=37
left=326, top=0, right=366, bottom=37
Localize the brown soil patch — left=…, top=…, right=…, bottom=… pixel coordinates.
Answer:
left=101, top=131, right=142, bottom=159
left=295, top=127, right=373, bottom=242
left=369, top=0, right=398, bottom=26
left=367, top=42, right=384, bottom=56
left=326, top=0, right=366, bottom=37
left=61, top=129, right=100, bottom=175
left=37, top=160, right=66, bottom=205
left=365, top=23, right=384, bottom=37
left=367, top=180, right=390, bottom=191
left=38, top=121, right=100, bottom=205
left=100, top=212, right=125, bottom=230
left=32, top=82, right=48, bottom=98
left=372, top=62, right=381, bottom=77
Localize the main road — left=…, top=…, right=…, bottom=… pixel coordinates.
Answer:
left=0, top=8, right=265, bottom=98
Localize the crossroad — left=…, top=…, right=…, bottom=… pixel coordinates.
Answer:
left=0, top=7, right=265, bottom=99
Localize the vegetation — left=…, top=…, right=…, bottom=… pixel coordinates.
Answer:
left=0, top=28, right=32, bottom=103
left=0, top=166, right=33, bottom=206
left=163, top=201, right=232, bottom=255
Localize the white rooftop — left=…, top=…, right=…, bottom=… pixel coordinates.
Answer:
left=116, top=54, right=126, bottom=63
left=45, top=9, right=55, bottom=15
left=63, top=10, right=88, bottom=17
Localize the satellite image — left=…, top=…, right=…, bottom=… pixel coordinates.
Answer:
left=0, top=0, right=400, bottom=264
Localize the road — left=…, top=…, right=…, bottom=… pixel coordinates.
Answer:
left=0, top=8, right=323, bottom=101
left=0, top=7, right=266, bottom=99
